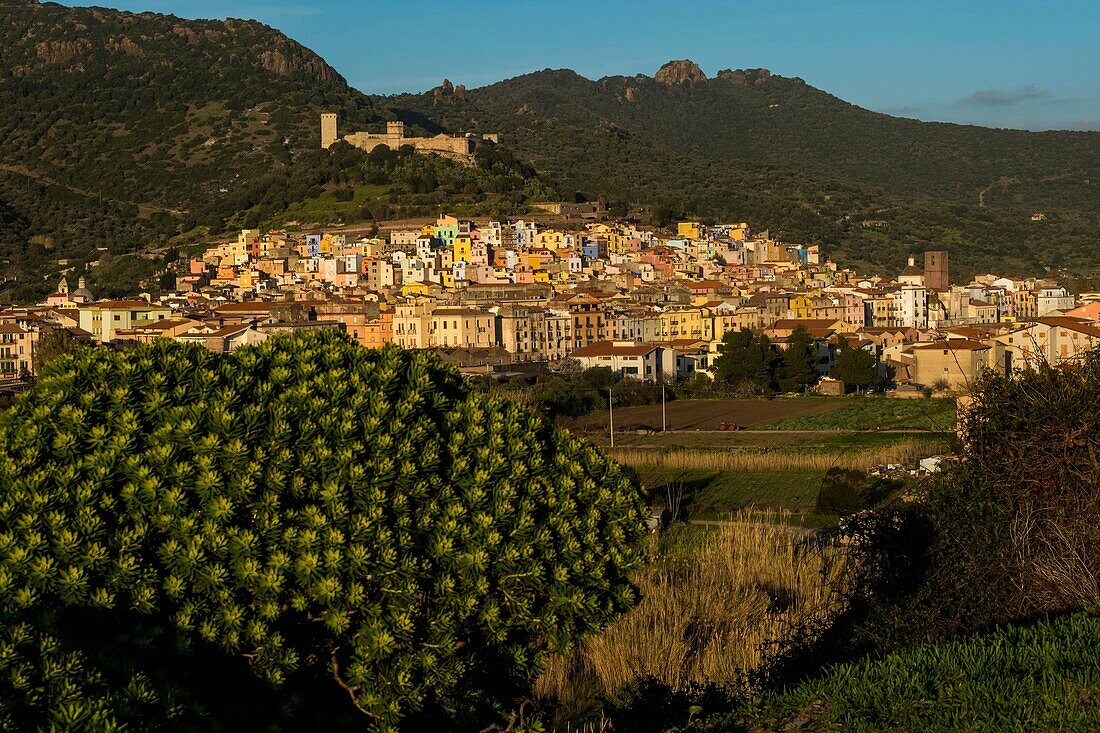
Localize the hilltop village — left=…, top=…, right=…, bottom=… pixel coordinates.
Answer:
left=2, top=215, right=1095, bottom=390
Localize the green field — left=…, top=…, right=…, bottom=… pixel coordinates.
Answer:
left=762, top=396, right=957, bottom=432
left=704, top=612, right=1100, bottom=732
left=638, top=467, right=827, bottom=521
left=605, top=428, right=948, bottom=528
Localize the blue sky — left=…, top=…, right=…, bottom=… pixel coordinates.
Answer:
left=59, top=0, right=1100, bottom=130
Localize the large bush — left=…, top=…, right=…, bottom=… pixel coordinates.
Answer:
left=0, top=331, right=646, bottom=731
left=805, top=350, right=1100, bottom=662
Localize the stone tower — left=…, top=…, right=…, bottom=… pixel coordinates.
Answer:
left=386, top=120, right=406, bottom=144
left=321, top=113, right=338, bottom=149
left=924, top=250, right=949, bottom=292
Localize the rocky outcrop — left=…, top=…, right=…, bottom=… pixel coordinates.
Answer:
left=35, top=40, right=88, bottom=65
left=432, top=79, right=468, bottom=104
left=654, top=59, right=707, bottom=85
left=260, top=48, right=342, bottom=84
left=717, top=68, right=775, bottom=86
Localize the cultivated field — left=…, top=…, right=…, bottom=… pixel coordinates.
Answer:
left=564, top=398, right=846, bottom=432
left=564, top=396, right=957, bottom=434
left=593, top=429, right=952, bottom=524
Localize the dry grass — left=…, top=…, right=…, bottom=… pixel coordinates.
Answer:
left=609, top=439, right=931, bottom=472
left=535, top=513, right=846, bottom=710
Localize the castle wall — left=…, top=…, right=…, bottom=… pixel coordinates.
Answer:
left=324, top=115, right=494, bottom=164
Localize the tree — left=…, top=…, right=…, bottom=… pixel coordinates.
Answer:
left=830, top=337, right=881, bottom=392
left=0, top=332, right=647, bottom=731
left=713, top=329, right=777, bottom=395
left=30, top=327, right=89, bottom=374
left=779, top=325, right=819, bottom=393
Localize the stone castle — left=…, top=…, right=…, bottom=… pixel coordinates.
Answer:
left=321, top=114, right=499, bottom=163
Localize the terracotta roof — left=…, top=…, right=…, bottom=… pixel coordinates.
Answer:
left=571, top=340, right=660, bottom=358
left=1036, top=317, right=1100, bottom=338
left=913, top=339, right=991, bottom=351
left=946, top=326, right=1001, bottom=339
left=770, top=318, right=841, bottom=330
left=434, top=307, right=491, bottom=317
left=131, top=318, right=195, bottom=332
left=84, top=300, right=164, bottom=309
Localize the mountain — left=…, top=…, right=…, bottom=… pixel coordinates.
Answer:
left=384, top=61, right=1100, bottom=279
left=3, top=1, right=1099, bottom=298
left=0, top=0, right=380, bottom=300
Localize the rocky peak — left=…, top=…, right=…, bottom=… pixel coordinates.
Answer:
left=432, top=78, right=467, bottom=103
left=654, top=59, right=707, bottom=85
left=716, top=68, right=776, bottom=86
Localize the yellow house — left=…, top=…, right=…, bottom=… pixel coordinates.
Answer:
left=78, top=300, right=174, bottom=343
left=430, top=307, right=495, bottom=349
left=657, top=307, right=713, bottom=341
left=533, top=271, right=550, bottom=284
left=535, top=230, right=564, bottom=249
left=440, top=272, right=456, bottom=289
left=712, top=308, right=766, bottom=340
left=788, top=293, right=814, bottom=319
left=677, top=222, right=703, bottom=240
left=401, top=281, right=432, bottom=297
left=453, top=235, right=473, bottom=263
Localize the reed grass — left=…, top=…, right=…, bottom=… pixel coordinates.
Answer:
left=609, top=439, right=933, bottom=472
left=535, top=513, right=846, bottom=710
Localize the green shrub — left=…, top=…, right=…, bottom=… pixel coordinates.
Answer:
left=0, top=332, right=647, bottom=731
left=794, top=350, right=1100, bottom=666
left=815, top=467, right=868, bottom=515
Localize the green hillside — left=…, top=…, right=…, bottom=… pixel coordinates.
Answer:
left=0, top=0, right=381, bottom=299
left=384, top=63, right=1100, bottom=279
left=3, top=3, right=1099, bottom=299
left=696, top=612, right=1100, bottom=732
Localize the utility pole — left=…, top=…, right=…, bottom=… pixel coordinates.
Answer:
left=608, top=390, right=615, bottom=448
left=662, top=382, right=666, bottom=432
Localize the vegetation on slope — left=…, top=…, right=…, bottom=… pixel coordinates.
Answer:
left=386, top=67, right=1100, bottom=279
left=0, top=2, right=378, bottom=297
left=702, top=611, right=1100, bottom=733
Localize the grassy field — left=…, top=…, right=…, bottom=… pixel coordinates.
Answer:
left=763, top=396, right=958, bottom=432
left=565, top=399, right=846, bottom=432
left=567, top=396, right=957, bottom=435
left=709, top=612, right=1100, bottom=732
left=603, top=431, right=950, bottom=524
left=637, top=467, right=829, bottom=523
left=536, top=515, right=846, bottom=715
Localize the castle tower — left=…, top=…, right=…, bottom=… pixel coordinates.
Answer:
left=386, top=120, right=405, bottom=143
left=924, top=250, right=949, bottom=292
left=321, top=113, right=338, bottom=149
